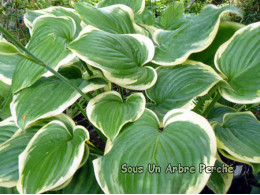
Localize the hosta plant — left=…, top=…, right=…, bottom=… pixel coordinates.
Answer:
left=0, top=0, right=260, bottom=194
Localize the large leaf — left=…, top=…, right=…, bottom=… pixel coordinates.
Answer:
left=0, top=117, right=18, bottom=145
left=213, top=112, right=260, bottom=163
left=24, top=6, right=82, bottom=37
left=12, top=16, right=76, bottom=93
left=87, top=91, right=145, bottom=141
left=215, top=22, right=260, bottom=104
left=11, top=76, right=106, bottom=129
left=151, top=5, right=242, bottom=66
left=146, top=61, right=222, bottom=121
left=190, top=21, right=244, bottom=70
left=69, top=26, right=156, bottom=90
left=17, top=121, right=89, bottom=194
left=97, top=0, right=145, bottom=15
left=60, top=155, right=103, bottom=194
left=73, top=2, right=146, bottom=35
left=94, top=109, right=217, bottom=193
left=0, top=114, right=75, bottom=188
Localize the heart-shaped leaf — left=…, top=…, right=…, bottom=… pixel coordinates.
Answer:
left=87, top=91, right=145, bottom=141
left=151, top=5, right=242, bottom=66
left=73, top=3, right=146, bottom=35
left=11, top=76, right=107, bottom=129
left=17, top=121, right=89, bottom=194
left=69, top=26, right=156, bottom=90
left=12, top=16, right=76, bottom=93
left=213, top=112, right=260, bottom=163
left=146, top=61, right=222, bottom=121
left=215, top=22, right=260, bottom=104
left=97, top=0, right=145, bottom=15
left=94, top=109, right=217, bottom=193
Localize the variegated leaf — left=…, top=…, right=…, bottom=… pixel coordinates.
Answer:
left=215, top=22, right=260, bottom=104
left=87, top=91, right=145, bottom=141
left=146, top=61, right=222, bottom=121
left=69, top=26, right=156, bottom=90
left=94, top=109, right=217, bottom=193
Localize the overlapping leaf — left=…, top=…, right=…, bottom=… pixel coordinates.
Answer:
left=12, top=16, right=76, bottom=93
left=97, top=0, right=145, bottom=15
left=69, top=26, right=156, bottom=90
left=213, top=112, right=260, bottom=163
left=94, top=109, right=216, bottom=193
left=0, top=117, right=18, bottom=145
left=60, top=155, right=103, bottom=194
left=215, top=22, right=260, bottom=104
left=190, top=21, right=244, bottom=69
left=24, top=6, right=82, bottom=37
left=87, top=91, right=145, bottom=141
left=0, top=114, right=75, bottom=188
left=11, top=76, right=107, bottom=129
left=151, top=5, right=242, bottom=66
left=17, top=121, right=89, bottom=194
left=160, top=1, right=184, bottom=28
left=205, top=102, right=236, bottom=123
left=207, top=157, right=233, bottom=194
left=146, top=61, right=222, bottom=120
left=73, top=2, right=147, bottom=35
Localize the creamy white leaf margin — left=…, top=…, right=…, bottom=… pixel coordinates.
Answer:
left=94, top=108, right=217, bottom=194
left=152, top=5, right=242, bottom=66
left=17, top=121, right=89, bottom=194
left=69, top=26, right=157, bottom=90
left=87, top=91, right=145, bottom=140
left=212, top=112, right=260, bottom=163
left=214, top=22, right=260, bottom=104
left=10, top=82, right=106, bottom=129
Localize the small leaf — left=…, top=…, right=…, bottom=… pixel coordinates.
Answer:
left=215, top=22, right=260, bottom=104
left=205, top=101, right=236, bottom=123
left=94, top=109, right=217, bottom=193
left=0, top=41, right=19, bottom=55
left=87, top=91, right=145, bottom=141
left=17, top=121, right=89, bottom=194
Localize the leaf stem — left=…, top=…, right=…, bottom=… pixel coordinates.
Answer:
left=202, top=92, right=222, bottom=117
left=0, top=24, right=90, bottom=100
left=192, top=84, right=219, bottom=114
left=75, top=102, right=88, bottom=119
